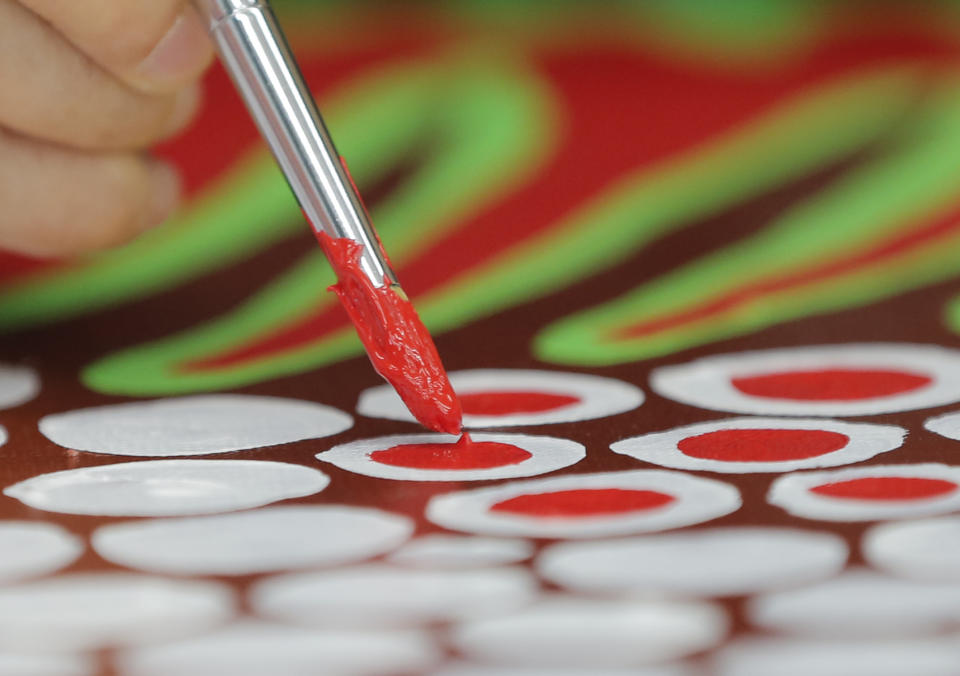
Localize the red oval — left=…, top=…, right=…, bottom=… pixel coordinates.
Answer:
left=459, top=391, right=581, bottom=416
left=731, top=368, right=931, bottom=401
left=678, top=428, right=849, bottom=462
left=810, top=477, right=957, bottom=501
left=370, top=440, right=532, bottom=470
left=490, top=488, right=674, bottom=517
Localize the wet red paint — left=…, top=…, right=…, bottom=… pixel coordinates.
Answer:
left=459, top=390, right=580, bottom=416
left=315, top=232, right=461, bottom=435
left=730, top=368, right=931, bottom=401
left=811, top=476, right=957, bottom=500
left=678, top=428, right=849, bottom=462
left=370, top=434, right=531, bottom=469
left=490, top=488, right=674, bottom=517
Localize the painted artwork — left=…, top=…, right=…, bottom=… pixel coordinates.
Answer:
left=3, top=1, right=960, bottom=674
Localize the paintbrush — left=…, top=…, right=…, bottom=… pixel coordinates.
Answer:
left=194, top=0, right=462, bottom=435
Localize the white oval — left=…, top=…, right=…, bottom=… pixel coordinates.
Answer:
left=117, top=621, right=440, bottom=676
left=0, top=652, right=94, bottom=676
left=430, top=664, right=696, bottom=676
left=358, top=369, right=643, bottom=428
left=538, top=527, right=847, bottom=597
left=768, top=463, right=960, bottom=521
left=924, top=409, right=960, bottom=442
left=651, top=344, right=960, bottom=416
left=39, top=394, right=352, bottom=456
left=450, top=596, right=727, bottom=667
left=611, top=417, right=905, bottom=474
left=92, top=505, right=412, bottom=575
left=0, top=522, right=83, bottom=584
left=864, top=516, right=960, bottom=582
left=318, top=433, right=584, bottom=481
left=427, top=470, right=741, bottom=539
left=0, top=574, right=234, bottom=653
left=0, top=364, right=39, bottom=411
left=251, top=564, right=538, bottom=628
left=713, top=638, right=960, bottom=676
left=4, top=460, right=329, bottom=516
left=388, top=535, right=534, bottom=569
left=748, top=569, right=960, bottom=637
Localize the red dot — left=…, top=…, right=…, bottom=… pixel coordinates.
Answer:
left=370, top=440, right=532, bottom=470
left=678, top=428, right=849, bottom=462
left=459, top=390, right=581, bottom=416
left=731, top=368, right=931, bottom=401
left=490, top=488, right=674, bottom=517
left=810, top=476, right=957, bottom=501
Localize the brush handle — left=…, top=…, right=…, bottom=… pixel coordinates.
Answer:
left=194, top=0, right=399, bottom=288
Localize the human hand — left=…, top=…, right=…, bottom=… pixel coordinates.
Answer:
left=0, top=1, right=214, bottom=258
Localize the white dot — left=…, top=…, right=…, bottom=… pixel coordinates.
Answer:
left=92, top=505, right=412, bottom=576
left=749, top=569, right=960, bottom=637
left=317, top=433, right=584, bottom=482
left=611, top=417, right=905, bottom=474
left=713, top=637, right=960, bottom=676
left=251, top=564, right=538, bottom=628
left=427, top=470, right=741, bottom=539
left=0, top=652, right=94, bottom=676
left=358, top=369, right=644, bottom=428
left=388, top=535, right=534, bottom=568
left=651, top=344, right=960, bottom=416
left=429, top=663, right=696, bottom=676
left=538, top=528, right=847, bottom=597
left=116, top=620, right=440, bottom=676
left=4, top=460, right=329, bottom=516
left=0, top=522, right=83, bottom=584
left=39, top=395, right=352, bottom=456
left=0, top=364, right=39, bottom=411
left=864, top=516, right=960, bottom=582
left=450, top=596, right=727, bottom=667
left=0, top=425, right=7, bottom=449
left=924, top=409, right=960, bottom=441
left=0, top=574, right=234, bottom=653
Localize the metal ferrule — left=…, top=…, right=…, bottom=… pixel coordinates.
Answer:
left=195, top=0, right=399, bottom=288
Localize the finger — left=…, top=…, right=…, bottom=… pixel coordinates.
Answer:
left=0, top=1, right=201, bottom=151
left=19, top=0, right=214, bottom=95
left=0, top=129, right=181, bottom=258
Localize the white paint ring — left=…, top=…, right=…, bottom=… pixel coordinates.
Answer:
left=430, top=664, right=696, bottom=676
left=0, top=573, right=234, bottom=653
left=651, top=343, right=960, bottom=416
left=250, top=564, right=538, bottom=628
left=4, top=460, right=329, bottom=516
left=0, top=364, right=39, bottom=411
left=611, top=417, right=905, bottom=473
left=39, top=394, right=352, bottom=456
left=0, top=522, right=83, bottom=584
left=748, top=569, right=960, bottom=637
left=116, top=621, right=441, bottom=676
left=388, top=535, right=534, bottom=568
left=768, top=464, right=960, bottom=521
left=450, top=596, right=727, bottom=667
left=92, top=505, right=412, bottom=576
left=713, top=637, right=960, bottom=676
left=538, top=527, right=847, bottom=597
left=358, top=369, right=643, bottom=428
left=0, top=652, right=94, bottom=676
left=426, top=470, right=741, bottom=539
left=317, top=433, right=584, bottom=481
left=864, top=516, right=960, bottom=582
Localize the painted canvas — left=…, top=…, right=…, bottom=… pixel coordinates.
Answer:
left=2, top=1, right=960, bottom=674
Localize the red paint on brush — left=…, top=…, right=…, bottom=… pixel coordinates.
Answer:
left=370, top=434, right=531, bottom=469
left=810, top=477, right=957, bottom=501
left=491, top=488, right=675, bottom=517
left=678, top=428, right=849, bottom=462
left=459, top=391, right=580, bottom=416
left=731, top=368, right=931, bottom=401
left=315, top=231, right=461, bottom=434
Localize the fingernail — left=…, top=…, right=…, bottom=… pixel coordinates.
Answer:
left=146, top=161, right=182, bottom=228
left=137, top=7, right=213, bottom=90
left=162, top=84, right=203, bottom=139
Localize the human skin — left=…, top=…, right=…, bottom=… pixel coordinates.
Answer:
left=0, top=0, right=214, bottom=258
